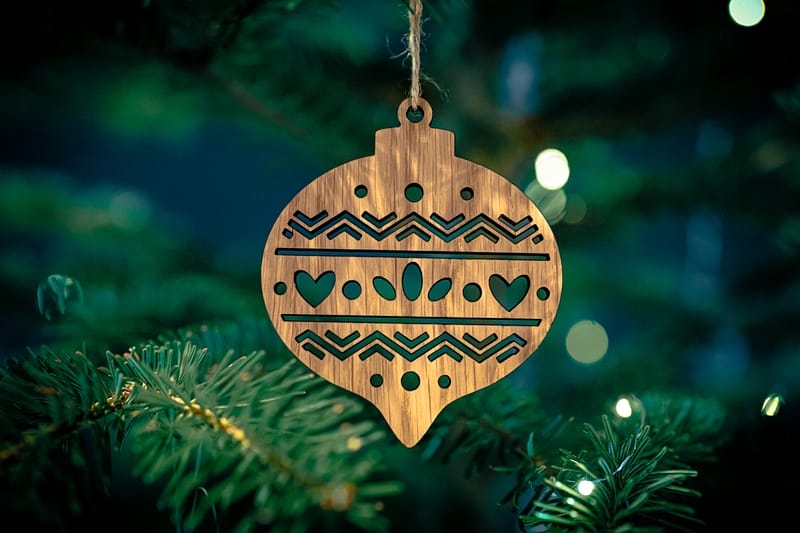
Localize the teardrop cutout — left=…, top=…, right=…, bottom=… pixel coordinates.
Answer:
left=427, top=278, right=452, bottom=302
left=372, top=276, right=396, bottom=301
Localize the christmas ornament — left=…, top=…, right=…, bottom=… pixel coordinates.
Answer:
left=261, top=97, right=562, bottom=447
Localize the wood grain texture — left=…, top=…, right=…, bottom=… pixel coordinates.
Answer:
left=262, top=98, right=562, bottom=447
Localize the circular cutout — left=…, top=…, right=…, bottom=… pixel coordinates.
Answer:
left=437, top=375, right=451, bottom=389
left=354, top=185, right=368, bottom=198
left=463, top=283, right=482, bottom=302
left=274, top=282, right=287, bottom=295
left=370, top=374, right=384, bottom=387
left=460, top=187, right=474, bottom=201
left=342, top=280, right=362, bottom=300
left=536, top=287, right=550, bottom=300
left=404, top=183, right=424, bottom=203
left=406, top=107, right=424, bottom=123
left=401, top=371, right=420, bottom=391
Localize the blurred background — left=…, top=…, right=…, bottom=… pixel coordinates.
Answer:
left=1, top=0, right=798, bottom=531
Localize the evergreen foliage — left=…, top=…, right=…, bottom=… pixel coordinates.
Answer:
left=1, top=323, right=402, bottom=532
left=1, top=319, right=727, bottom=532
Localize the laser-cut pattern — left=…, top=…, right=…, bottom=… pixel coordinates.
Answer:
left=287, top=210, right=541, bottom=244
left=294, top=330, right=527, bottom=364
left=261, top=98, right=562, bottom=447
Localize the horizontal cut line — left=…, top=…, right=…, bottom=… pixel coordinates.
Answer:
left=282, top=315, right=542, bottom=326
left=275, top=248, right=550, bottom=261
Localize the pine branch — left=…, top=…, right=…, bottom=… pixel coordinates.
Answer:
left=0, top=348, right=131, bottom=529
left=1, top=322, right=402, bottom=532
left=427, top=390, right=729, bottom=532
left=113, top=327, right=402, bottom=532
left=613, top=392, right=728, bottom=468
left=419, top=381, right=573, bottom=478
left=517, top=414, right=710, bottom=533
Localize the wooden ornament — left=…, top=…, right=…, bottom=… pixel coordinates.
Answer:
left=261, top=98, right=562, bottom=447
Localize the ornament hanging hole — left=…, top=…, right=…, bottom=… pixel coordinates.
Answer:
left=397, top=97, right=433, bottom=126
left=406, top=107, right=424, bottom=123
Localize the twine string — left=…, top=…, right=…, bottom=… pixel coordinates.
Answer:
left=408, top=0, right=423, bottom=110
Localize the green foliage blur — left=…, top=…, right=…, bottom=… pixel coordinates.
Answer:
left=1, top=1, right=798, bottom=531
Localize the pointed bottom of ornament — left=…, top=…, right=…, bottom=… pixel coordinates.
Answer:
left=374, top=398, right=441, bottom=448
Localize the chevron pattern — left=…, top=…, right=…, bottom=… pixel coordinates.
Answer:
left=286, top=210, right=542, bottom=244
left=294, top=329, right=527, bottom=363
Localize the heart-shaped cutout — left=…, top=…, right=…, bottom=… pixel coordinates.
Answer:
left=489, top=274, right=530, bottom=312
left=295, top=270, right=335, bottom=308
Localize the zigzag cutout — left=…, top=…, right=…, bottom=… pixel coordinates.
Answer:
left=294, top=330, right=526, bottom=363
left=287, top=210, right=540, bottom=244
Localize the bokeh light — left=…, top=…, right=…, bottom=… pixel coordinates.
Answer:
left=346, top=436, right=363, bottom=451
left=566, top=320, right=609, bottom=364
left=535, top=148, right=570, bottom=190
left=577, top=480, right=595, bottom=496
left=615, top=398, right=633, bottom=418
left=761, top=393, right=784, bottom=416
left=728, top=0, right=765, bottom=27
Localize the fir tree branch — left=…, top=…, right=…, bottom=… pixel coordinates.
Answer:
left=517, top=414, right=710, bottom=532
left=624, top=392, right=728, bottom=468
left=0, top=348, right=130, bottom=529
left=431, top=391, right=729, bottom=532
left=420, top=381, right=572, bottom=477
left=0, top=321, right=403, bottom=532
left=110, top=329, right=402, bottom=533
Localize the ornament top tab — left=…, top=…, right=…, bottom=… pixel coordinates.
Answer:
left=261, top=98, right=562, bottom=447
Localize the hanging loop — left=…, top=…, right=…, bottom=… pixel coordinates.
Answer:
left=397, top=97, right=432, bottom=126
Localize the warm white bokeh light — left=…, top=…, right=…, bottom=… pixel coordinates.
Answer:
left=761, top=393, right=784, bottom=416
left=535, top=148, right=570, bottom=190
left=729, top=0, right=765, bottom=27
left=577, top=480, right=595, bottom=496
left=566, top=320, right=609, bottom=364
left=615, top=398, right=633, bottom=418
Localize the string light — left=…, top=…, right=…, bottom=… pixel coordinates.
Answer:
left=320, top=483, right=356, bottom=511
left=346, top=436, right=363, bottom=451
left=535, top=148, right=570, bottom=190
left=615, top=398, right=633, bottom=418
left=761, top=393, right=784, bottom=416
left=728, top=0, right=765, bottom=27
left=577, top=480, right=595, bottom=496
